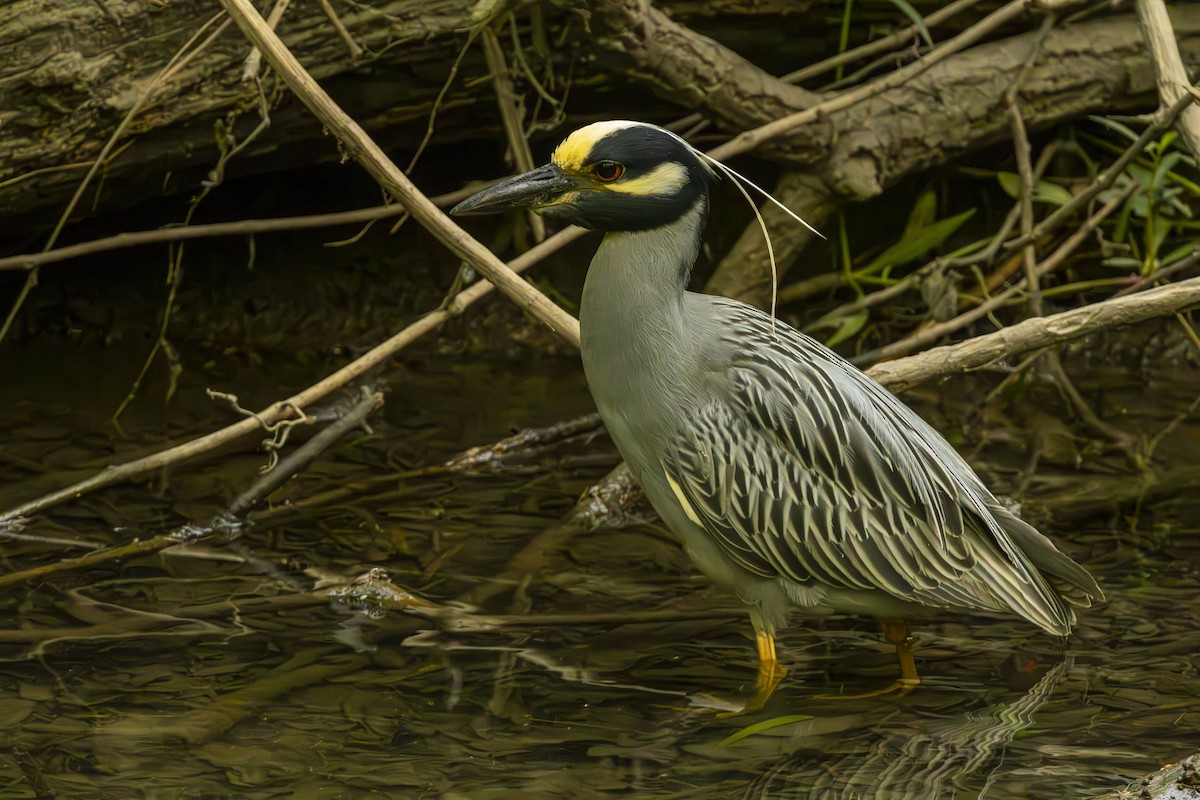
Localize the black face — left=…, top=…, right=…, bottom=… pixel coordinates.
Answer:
left=548, top=125, right=714, bottom=232
left=451, top=123, right=715, bottom=233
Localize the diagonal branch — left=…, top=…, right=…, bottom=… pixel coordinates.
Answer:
left=1137, top=0, right=1200, bottom=161
left=217, top=0, right=581, bottom=346
left=867, top=276, right=1200, bottom=393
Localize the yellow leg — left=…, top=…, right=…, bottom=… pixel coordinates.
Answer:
left=881, top=619, right=921, bottom=687
left=757, top=628, right=777, bottom=664
left=747, top=629, right=788, bottom=710
left=813, top=619, right=920, bottom=700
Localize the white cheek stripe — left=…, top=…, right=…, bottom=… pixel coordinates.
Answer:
left=607, top=161, right=688, bottom=197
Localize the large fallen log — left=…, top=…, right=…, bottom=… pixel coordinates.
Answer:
left=1, top=1, right=1198, bottom=233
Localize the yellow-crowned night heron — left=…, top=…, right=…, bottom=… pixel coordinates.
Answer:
left=452, top=121, right=1102, bottom=699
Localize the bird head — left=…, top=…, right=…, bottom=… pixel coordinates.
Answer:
left=450, top=121, right=715, bottom=232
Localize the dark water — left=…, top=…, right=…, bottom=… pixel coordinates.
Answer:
left=1, top=291, right=1198, bottom=799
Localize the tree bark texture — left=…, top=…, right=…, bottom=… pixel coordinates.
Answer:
left=0, top=0, right=493, bottom=223
left=1, top=1, right=1198, bottom=229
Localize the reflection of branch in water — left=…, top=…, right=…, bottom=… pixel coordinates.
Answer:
left=401, top=627, right=705, bottom=705
left=744, top=658, right=1073, bottom=799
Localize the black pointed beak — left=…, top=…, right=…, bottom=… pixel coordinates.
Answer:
left=450, top=164, right=580, bottom=216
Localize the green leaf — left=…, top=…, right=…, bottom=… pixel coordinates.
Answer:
left=1155, top=151, right=1184, bottom=186
left=997, top=171, right=1020, bottom=198
left=1036, top=182, right=1074, bottom=206
left=863, top=208, right=976, bottom=273
left=720, top=714, right=816, bottom=746
left=1100, top=256, right=1142, bottom=270
left=1163, top=243, right=1198, bottom=265
left=996, top=173, right=1074, bottom=206
left=903, top=187, right=938, bottom=238
left=1150, top=215, right=1173, bottom=259
left=824, top=309, right=869, bottom=348
left=1126, top=163, right=1154, bottom=185
left=886, top=0, right=933, bottom=48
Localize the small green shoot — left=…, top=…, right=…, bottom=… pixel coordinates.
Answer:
left=720, top=714, right=816, bottom=746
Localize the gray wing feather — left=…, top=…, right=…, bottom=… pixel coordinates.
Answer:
left=662, top=299, right=1098, bottom=634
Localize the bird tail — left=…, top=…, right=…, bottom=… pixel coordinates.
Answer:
left=990, top=504, right=1105, bottom=613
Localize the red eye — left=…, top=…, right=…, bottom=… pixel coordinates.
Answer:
left=593, top=160, right=625, bottom=182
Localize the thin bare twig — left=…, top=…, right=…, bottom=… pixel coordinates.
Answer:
left=242, top=0, right=292, bottom=81
left=708, top=0, right=1028, bottom=162
left=1115, top=247, right=1200, bottom=297
left=228, top=387, right=382, bottom=515
left=482, top=26, right=545, bottom=242
left=317, top=0, right=362, bottom=59
left=1042, top=350, right=1138, bottom=448
left=998, top=91, right=1198, bottom=261
left=670, top=0, right=987, bottom=135
left=797, top=144, right=1059, bottom=328
left=1006, top=14, right=1057, bottom=316
left=783, top=0, right=987, bottom=84
left=0, top=185, right=482, bottom=274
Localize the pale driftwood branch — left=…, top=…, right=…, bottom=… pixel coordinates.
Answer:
left=1137, top=0, right=1200, bottom=162
left=218, top=0, right=582, bottom=346
left=867, top=275, right=1200, bottom=393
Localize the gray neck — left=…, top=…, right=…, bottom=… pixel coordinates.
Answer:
left=580, top=199, right=704, bottom=351
left=579, top=199, right=706, bottom=421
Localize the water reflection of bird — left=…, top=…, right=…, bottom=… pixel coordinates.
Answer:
left=452, top=121, right=1102, bottom=703
left=741, top=659, right=1073, bottom=798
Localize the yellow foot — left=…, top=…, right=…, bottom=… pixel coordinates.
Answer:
left=745, top=659, right=788, bottom=711
left=812, top=677, right=919, bottom=701
left=716, top=629, right=789, bottom=715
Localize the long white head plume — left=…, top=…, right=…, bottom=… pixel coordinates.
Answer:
left=657, top=125, right=826, bottom=331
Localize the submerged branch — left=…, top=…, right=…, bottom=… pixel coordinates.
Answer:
left=0, top=387, right=383, bottom=588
